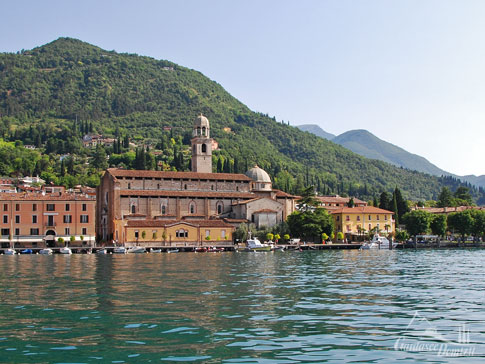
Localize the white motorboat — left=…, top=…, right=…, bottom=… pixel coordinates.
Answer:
left=167, top=249, right=179, bottom=253
left=113, top=247, right=127, bottom=254
left=361, top=234, right=397, bottom=250
left=39, top=248, right=53, bottom=255
left=97, top=248, right=107, bottom=254
left=4, top=248, right=16, bottom=255
left=245, top=237, right=271, bottom=252
left=59, top=247, right=72, bottom=255
left=127, top=247, right=146, bottom=254
left=151, top=248, right=162, bottom=253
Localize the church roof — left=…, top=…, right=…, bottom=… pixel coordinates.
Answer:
left=120, top=190, right=256, bottom=199
left=125, top=218, right=233, bottom=228
left=106, top=168, right=253, bottom=182
left=245, top=165, right=271, bottom=183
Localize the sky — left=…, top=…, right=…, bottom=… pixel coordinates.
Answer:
left=2, top=0, right=485, bottom=176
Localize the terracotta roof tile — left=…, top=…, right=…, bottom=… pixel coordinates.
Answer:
left=254, top=209, right=278, bottom=213
left=330, top=206, right=393, bottom=214
left=317, top=195, right=367, bottom=205
left=107, top=168, right=253, bottom=182
left=274, top=189, right=299, bottom=198
left=0, top=192, right=95, bottom=201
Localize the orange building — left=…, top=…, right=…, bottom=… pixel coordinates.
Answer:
left=0, top=192, right=96, bottom=249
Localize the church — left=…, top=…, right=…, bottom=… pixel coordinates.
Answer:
left=96, top=114, right=298, bottom=247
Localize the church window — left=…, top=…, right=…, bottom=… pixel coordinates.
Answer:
left=202, top=126, right=206, bottom=136
left=236, top=186, right=239, bottom=191
left=176, top=229, right=188, bottom=238
left=189, top=202, right=195, bottom=214
left=161, top=205, right=166, bottom=215
left=202, top=144, right=207, bottom=153
left=128, top=183, right=131, bottom=189
left=184, top=184, right=187, bottom=190
left=217, top=202, right=223, bottom=214
left=211, top=185, right=214, bottom=190
left=131, top=205, right=136, bottom=214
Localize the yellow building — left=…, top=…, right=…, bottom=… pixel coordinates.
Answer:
left=331, top=206, right=395, bottom=237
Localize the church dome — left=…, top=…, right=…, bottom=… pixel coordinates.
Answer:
left=245, top=165, right=271, bottom=183
left=194, top=114, right=210, bottom=128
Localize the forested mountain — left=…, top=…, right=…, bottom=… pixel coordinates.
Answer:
left=0, top=37, right=484, bottom=203
left=296, top=124, right=335, bottom=140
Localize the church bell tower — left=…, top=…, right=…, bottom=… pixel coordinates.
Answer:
left=191, top=114, right=213, bottom=173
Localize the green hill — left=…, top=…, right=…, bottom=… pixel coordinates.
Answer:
left=296, top=124, right=335, bottom=140
left=0, top=37, right=484, bottom=203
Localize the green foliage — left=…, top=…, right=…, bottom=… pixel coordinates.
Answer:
left=447, top=211, right=474, bottom=238
left=0, top=38, right=484, bottom=203
left=430, top=214, right=447, bottom=237
left=283, top=234, right=290, bottom=241
left=337, top=232, right=344, bottom=241
left=402, top=210, right=432, bottom=237
left=266, top=233, right=274, bottom=241
left=287, top=208, right=334, bottom=243
left=205, top=235, right=211, bottom=241
left=395, top=230, right=409, bottom=242
left=322, top=233, right=329, bottom=241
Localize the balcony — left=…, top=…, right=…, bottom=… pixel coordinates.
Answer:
left=45, top=222, right=56, bottom=227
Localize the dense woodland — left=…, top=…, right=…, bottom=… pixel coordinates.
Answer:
left=1, top=37, right=484, bottom=204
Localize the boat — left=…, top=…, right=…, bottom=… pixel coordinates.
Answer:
left=361, top=234, right=397, bottom=250
left=271, top=245, right=285, bottom=252
left=127, top=246, right=146, bottom=254
left=39, top=248, right=53, bottom=255
left=167, top=248, right=179, bottom=253
left=59, top=247, right=72, bottom=255
left=97, top=248, right=108, bottom=254
left=151, top=248, right=162, bottom=253
left=245, top=237, right=271, bottom=252
left=20, top=249, right=33, bottom=254
left=207, top=246, right=224, bottom=252
left=113, top=247, right=127, bottom=254
left=4, top=248, right=16, bottom=255
left=195, top=247, right=207, bottom=252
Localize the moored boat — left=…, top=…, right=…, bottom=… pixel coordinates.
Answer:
left=167, top=248, right=179, bottom=253
left=39, top=248, right=53, bottom=255
left=4, top=248, right=16, bottom=255
left=360, top=234, right=397, bottom=250
left=113, top=247, right=127, bottom=254
left=195, top=247, right=207, bottom=252
left=151, top=248, right=162, bottom=253
left=59, top=247, right=72, bottom=255
left=20, top=249, right=33, bottom=254
left=245, top=237, right=271, bottom=252
left=97, top=248, right=108, bottom=254
left=127, top=246, right=146, bottom=254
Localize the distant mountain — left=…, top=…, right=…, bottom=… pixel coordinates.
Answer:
left=332, top=129, right=447, bottom=176
left=461, top=175, right=485, bottom=189
left=297, top=124, right=335, bottom=140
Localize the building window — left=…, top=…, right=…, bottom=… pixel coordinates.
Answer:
left=336, top=216, right=340, bottom=221
left=217, top=202, right=223, bottom=214
left=157, top=184, right=160, bottom=189
left=15, top=228, right=19, bottom=236
left=346, top=215, right=350, bottom=221
left=65, top=227, right=70, bottom=235
left=30, top=228, right=39, bottom=235
left=15, top=215, right=20, bottom=224
left=377, top=215, right=380, bottom=221
left=176, top=229, right=188, bottom=238
left=15, top=204, right=19, bottom=211
left=368, top=224, right=372, bottom=231
left=32, top=204, right=37, bottom=211
left=131, top=205, right=136, bottom=214
left=32, top=215, right=37, bottom=224
left=65, top=203, right=70, bottom=211
left=64, top=215, right=72, bottom=223
left=385, top=215, right=388, bottom=220
left=368, top=215, right=371, bottom=221
left=211, top=185, right=214, bottom=191
left=3, top=204, right=7, bottom=211
left=357, top=216, right=360, bottom=221
left=205, top=230, right=210, bottom=237
left=82, top=204, right=87, bottom=211
left=347, top=225, right=351, bottom=232
left=82, top=227, right=87, bottom=235
left=80, top=215, right=89, bottom=223
left=128, top=183, right=131, bottom=189
left=202, top=144, right=207, bottom=153
left=1, top=228, right=9, bottom=236
left=3, top=215, right=7, bottom=224
left=135, top=231, right=139, bottom=238
left=221, top=230, right=226, bottom=238
left=236, top=186, right=239, bottom=191
left=189, top=202, right=195, bottom=214
left=47, top=204, right=55, bottom=212
left=161, top=205, right=166, bottom=215
left=184, top=184, right=188, bottom=190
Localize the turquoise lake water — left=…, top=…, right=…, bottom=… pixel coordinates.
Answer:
left=0, top=249, right=484, bottom=363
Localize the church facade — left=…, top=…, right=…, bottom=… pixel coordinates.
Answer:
left=96, top=114, right=297, bottom=247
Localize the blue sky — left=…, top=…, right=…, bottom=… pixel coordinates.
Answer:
left=2, top=0, right=485, bottom=176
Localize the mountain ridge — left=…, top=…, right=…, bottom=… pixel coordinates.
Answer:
left=1, top=37, right=484, bottom=203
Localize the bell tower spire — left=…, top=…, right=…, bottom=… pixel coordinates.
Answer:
left=191, top=114, right=213, bottom=173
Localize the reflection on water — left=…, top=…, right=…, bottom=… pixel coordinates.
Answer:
left=0, top=250, right=484, bottom=363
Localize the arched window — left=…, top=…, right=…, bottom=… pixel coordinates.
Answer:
left=176, top=229, right=188, bottom=238
left=131, top=205, right=136, bottom=214
left=211, top=185, right=214, bottom=191
left=201, top=144, right=207, bottom=153
left=202, top=126, right=206, bottom=136
left=217, top=201, right=223, bottom=214
left=197, top=127, right=201, bottom=135
left=189, top=202, right=195, bottom=214
left=161, top=205, right=166, bottom=215
left=128, top=183, right=131, bottom=189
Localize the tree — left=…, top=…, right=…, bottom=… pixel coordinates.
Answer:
left=430, top=214, right=447, bottom=237
left=471, top=210, right=485, bottom=238
left=266, top=233, right=274, bottom=241
left=347, top=197, right=355, bottom=208
left=447, top=211, right=474, bottom=240
left=91, top=145, right=108, bottom=170
left=454, top=186, right=472, bottom=205
left=297, top=185, right=320, bottom=211
left=283, top=234, right=290, bottom=242
left=379, top=191, right=392, bottom=210
left=287, top=208, right=334, bottom=243
left=395, top=230, right=409, bottom=242
left=402, top=210, right=432, bottom=237
left=274, top=234, right=280, bottom=242
left=337, top=232, right=344, bottom=241
left=322, top=233, right=329, bottom=242
left=437, top=187, right=453, bottom=208
left=393, top=187, right=409, bottom=223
